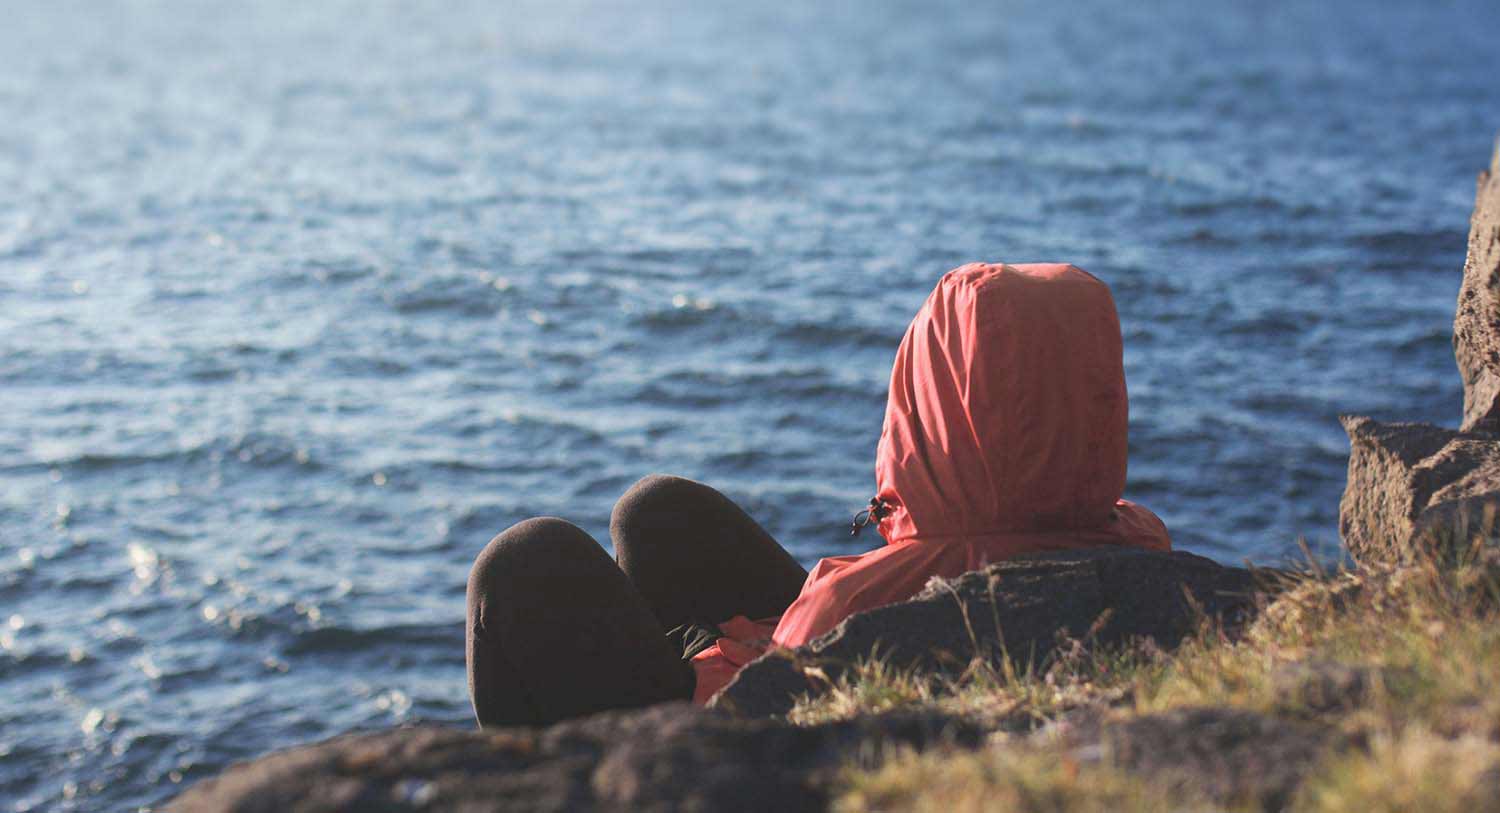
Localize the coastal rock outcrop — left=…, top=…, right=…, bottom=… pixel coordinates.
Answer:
left=174, top=548, right=1266, bottom=812
left=1337, top=416, right=1500, bottom=566
left=1340, top=143, right=1500, bottom=567
left=1454, top=141, right=1500, bottom=433
left=711, top=548, right=1263, bottom=718
left=171, top=678, right=1343, bottom=813
left=169, top=703, right=984, bottom=813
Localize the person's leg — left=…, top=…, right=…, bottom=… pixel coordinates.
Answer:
left=611, top=474, right=809, bottom=631
left=465, top=517, right=694, bottom=728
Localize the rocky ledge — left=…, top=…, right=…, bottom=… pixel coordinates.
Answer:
left=168, top=704, right=983, bottom=812
left=710, top=548, right=1263, bottom=718
left=170, top=693, right=1346, bottom=812
left=172, top=549, right=1276, bottom=812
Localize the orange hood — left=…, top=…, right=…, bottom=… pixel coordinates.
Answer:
left=873, top=262, right=1128, bottom=543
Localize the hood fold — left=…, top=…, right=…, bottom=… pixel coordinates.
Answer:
left=874, top=262, right=1129, bottom=543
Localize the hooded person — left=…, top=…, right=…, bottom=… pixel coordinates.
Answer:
left=465, top=262, right=1170, bottom=726
left=683, top=262, right=1170, bottom=702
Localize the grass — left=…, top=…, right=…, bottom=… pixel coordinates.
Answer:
left=1297, top=728, right=1500, bottom=813
left=834, top=746, right=1198, bottom=813
left=799, top=545, right=1500, bottom=811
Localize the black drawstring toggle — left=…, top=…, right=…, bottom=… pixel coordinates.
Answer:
left=849, top=498, right=891, bottom=537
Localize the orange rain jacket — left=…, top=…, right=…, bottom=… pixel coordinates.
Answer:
left=690, top=263, right=1171, bottom=704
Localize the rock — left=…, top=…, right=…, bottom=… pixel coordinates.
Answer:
left=707, top=651, right=816, bottom=722
left=1338, top=140, right=1500, bottom=567
left=1270, top=659, right=1402, bottom=714
left=170, top=703, right=985, bottom=813
left=1338, top=415, right=1462, bottom=563
left=711, top=548, right=1263, bottom=718
left=1339, top=415, right=1500, bottom=566
left=1096, top=707, right=1336, bottom=810
left=1454, top=140, right=1500, bottom=433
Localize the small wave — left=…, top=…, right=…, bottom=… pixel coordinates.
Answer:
left=394, top=152, right=461, bottom=178
left=60, top=450, right=189, bottom=471
left=402, top=459, right=504, bottom=476
left=0, top=646, right=88, bottom=680
left=180, top=344, right=300, bottom=383
left=0, top=348, right=163, bottom=388
left=629, top=381, right=727, bottom=409
left=771, top=319, right=900, bottom=351
left=1045, top=193, right=1131, bottom=216
left=1108, top=272, right=1185, bottom=298
left=1238, top=391, right=1327, bottom=415
left=444, top=504, right=526, bottom=542
left=1165, top=227, right=1242, bottom=248
left=1168, top=195, right=1302, bottom=218
left=325, top=353, right=413, bottom=377
left=1033, top=157, right=1154, bottom=183
left=224, top=432, right=323, bottom=470
left=1224, top=314, right=1308, bottom=336
left=1350, top=228, right=1466, bottom=258
left=631, top=300, right=729, bottom=330
left=1393, top=327, right=1452, bottom=353
left=284, top=622, right=457, bottom=656
left=495, top=411, right=610, bottom=451
left=384, top=273, right=509, bottom=317
left=705, top=449, right=771, bottom=469
left=0, top=232, right=46, bottom=260
left=54, top=573, right=122, bottom=592
left=622, top=246, right=755, bottom=265
left=147, top=282, right=215, bottom=302
left=306, top=257, right=379, bottom=284
left=38, top=431, right=326, bottom=476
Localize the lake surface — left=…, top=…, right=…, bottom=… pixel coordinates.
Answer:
left=1, top=0, right=1497, bottom=808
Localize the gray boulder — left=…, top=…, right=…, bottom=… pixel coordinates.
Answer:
left=710, top=548, right=1263, bottom=718
left=1454, top=140, right=1500, bottom=433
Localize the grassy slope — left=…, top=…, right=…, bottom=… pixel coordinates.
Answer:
left=789, top=551, right=1500, bottom=811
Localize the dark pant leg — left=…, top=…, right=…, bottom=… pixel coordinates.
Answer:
left=466, top=517, right=694, bottom=728
left=611, top=474, right=810, bottom=632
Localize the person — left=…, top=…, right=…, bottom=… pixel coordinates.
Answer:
left=465, top=262, right=1171, bottom=727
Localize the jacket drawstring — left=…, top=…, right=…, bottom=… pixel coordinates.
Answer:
left=849, top=497, right=891, bottom=537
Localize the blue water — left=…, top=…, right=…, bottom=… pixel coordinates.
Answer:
left=1, top=0, right=1496, bottom=808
